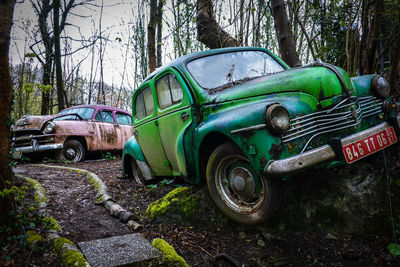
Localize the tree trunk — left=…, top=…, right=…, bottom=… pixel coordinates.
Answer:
left=271, top=0, right=301, bottom=67
left=156, top=0, right=163, bottom=68
left=363, top=0, right=383, bottom=74
left=53, top=0, right=65, bottom=111
left=389, top=35, right=400, bottom=96
left=0, top=0, right=16, bottom=242
left=148, top=0, right=157, bottom=73
left=196, top=0, right=238, bottom=48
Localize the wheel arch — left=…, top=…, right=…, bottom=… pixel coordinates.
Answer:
left=122, top=136, right=147, bottom=176
left=193, top=131, right=238, bottom=184
left=65, top=136, right=87, bottom=151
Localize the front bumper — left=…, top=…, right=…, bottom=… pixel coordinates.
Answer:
left=15, top=143, right=63, bottom=153
left=265, top=116, right=400, bottom=177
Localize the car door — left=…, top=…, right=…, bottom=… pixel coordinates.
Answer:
left=115, top=111, right=133, bottom=149
left=155, top=71, right=193, bottom=176
left=133, top=85, right=172, bottom=176
left=93, top=109, right=119, bottom=150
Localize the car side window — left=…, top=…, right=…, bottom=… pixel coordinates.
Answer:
left=94, top=111, right=102, bottom=121
left=156, top=73, right=183, bottom=109
left=116, top=112, right=132, bottom=125
left=100, top=110, right=114, bottom=123
left=135, top=86, right=154, bottom=120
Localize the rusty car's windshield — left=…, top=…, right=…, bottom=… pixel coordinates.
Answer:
left=187, top=50, right=285, bottom=90
left=58, top=107, right=95, bottom=120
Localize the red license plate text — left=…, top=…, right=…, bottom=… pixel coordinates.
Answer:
left=342, top=127, right=397, bottom=164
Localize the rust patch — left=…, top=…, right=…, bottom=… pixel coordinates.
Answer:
left=269, top=143, right=284, bottom=160
left=260, top=157, right=268, bottom=165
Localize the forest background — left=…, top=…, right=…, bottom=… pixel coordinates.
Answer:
left=9, top=0, right=400, bottom=121
left=1, top=0, right=400, bottom=260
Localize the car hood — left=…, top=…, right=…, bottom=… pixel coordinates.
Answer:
left=205, top=65, right=353, bottom=106
left=13, top=114, right=58, bottom=131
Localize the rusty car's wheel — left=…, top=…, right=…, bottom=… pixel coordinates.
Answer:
left=206, top=142, right=283, bottom=225
left=58, top=139, right=85, bottom=162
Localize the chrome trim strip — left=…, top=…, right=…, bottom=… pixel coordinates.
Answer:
left=231, top=124, right=267, bottom=134
left=15, top=143, right=63, bottom=153
left=265, top=122, right=394, bottom=176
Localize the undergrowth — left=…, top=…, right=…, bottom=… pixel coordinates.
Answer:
left=0, top=180, right=48, bottom=264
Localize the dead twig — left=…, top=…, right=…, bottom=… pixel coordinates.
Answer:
left=185, top=240, right=214, bottom=259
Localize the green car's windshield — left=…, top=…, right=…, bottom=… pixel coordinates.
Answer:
left=58, top=107, right=95, bottom=120
left=187, top=50, right=285, bottom=90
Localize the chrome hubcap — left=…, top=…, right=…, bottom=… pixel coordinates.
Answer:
left=215, top=155, right=264, bottom=214
left=229, top=167, right=256, bottom=199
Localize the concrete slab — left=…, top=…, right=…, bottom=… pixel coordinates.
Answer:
left=78, top=233, right=163, bottom=267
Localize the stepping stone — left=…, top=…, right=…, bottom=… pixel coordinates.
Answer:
left=78, top=233, right=163, bottom=267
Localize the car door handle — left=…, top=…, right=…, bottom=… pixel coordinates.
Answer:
left=181, top=112, right=189, bottom=122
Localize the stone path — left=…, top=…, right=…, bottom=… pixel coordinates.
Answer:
left=14, top=164, right=164, bottom=266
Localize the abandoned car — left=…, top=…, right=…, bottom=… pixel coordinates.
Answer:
left=122, top=47, right=399, bottom=224
left=12, top=104, right=133, bottom=162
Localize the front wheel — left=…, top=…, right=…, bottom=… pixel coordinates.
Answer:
left=206, top=142, right=283, bottom=225
left=57, top=139, right=85, bottom=162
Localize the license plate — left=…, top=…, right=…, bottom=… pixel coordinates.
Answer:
left=342, top=126, right=397, bottom=164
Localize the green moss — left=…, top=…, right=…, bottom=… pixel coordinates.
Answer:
left=53, top=237, right=74, bottom=255
left=43, top=217, right=61, bottom=231
left=179, top=193, right=200, bottom=217
left=62, top=250, right=88, bottom=267
left=25, top=177, right=47, bottom=205
left=145, top=187, right=195, bottom=220
left=152, top=238, right=189, bottom=267
left=26, top=230, right=44, bottom=247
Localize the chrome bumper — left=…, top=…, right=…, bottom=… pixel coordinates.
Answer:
left=15, top=143, right=63, bottom=153
left=265, top=117, right=400, bottom=177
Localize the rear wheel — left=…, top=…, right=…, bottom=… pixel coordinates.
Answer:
left=57, top=139, right=85, bottom=162
left=130, top=157, right=146, bottom=186
left=206, top=142, right=283, bottom=225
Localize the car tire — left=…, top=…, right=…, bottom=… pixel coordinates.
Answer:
left=206, top=142, right=283, bottom=225
left=58, top=139, right=85, bottom=162
left=130, top=157, right=146, bottom=186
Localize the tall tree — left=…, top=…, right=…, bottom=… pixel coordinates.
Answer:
left=156, top=0, right=163, bottom=68
left=196, top=0, right=238, bottom=48
left=148, top=0, right=157, bottom=73
left=0, top=0, right=16, bottom=242
left=31, top=0, right=53, bottom=115
left=54, top=0, right=65, bottom=110
left=270, top=0, right=301, bottom=67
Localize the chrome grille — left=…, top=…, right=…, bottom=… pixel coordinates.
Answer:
left=282, top=96, right=383, bottom=153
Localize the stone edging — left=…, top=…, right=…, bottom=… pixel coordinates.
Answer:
left=15, top=174, right=89, bottom=267
left=35, top=164, right=140, bottom=228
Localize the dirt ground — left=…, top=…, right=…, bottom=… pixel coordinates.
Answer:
left=8, top=149, right=400, bottom=266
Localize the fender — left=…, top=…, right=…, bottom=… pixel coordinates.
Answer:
left=122, top=136, right=152, bottom=179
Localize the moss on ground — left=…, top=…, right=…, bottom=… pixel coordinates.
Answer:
left=145, top=187, right=200, bottom=221
left=43, top=217, right=61, bottom=231
left=26, top=230, right=44, bottom=248
left=53, top=237, right=74, bottom=255
left=152, top=238, right=189, bottom=267
left=24, top=176, right=47, bottom=206
left=61, top=249, right=88, bottom=267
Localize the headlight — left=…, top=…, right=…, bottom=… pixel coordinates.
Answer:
left=371, top=75, right=390, bottom=99
left=265, top=104, right=290, bottom=134
left=43, top=122, right=56, bottom=134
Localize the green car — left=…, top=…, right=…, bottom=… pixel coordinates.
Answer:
left=122, top=47, right=399, bottom=225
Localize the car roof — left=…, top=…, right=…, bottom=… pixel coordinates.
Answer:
left=62, top=104, right=131, bottom=115
left=143, top=47, right=273, bottom=83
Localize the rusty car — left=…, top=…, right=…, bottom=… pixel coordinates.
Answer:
left=12, top=104, right=133, bottom=162
left=122, top=47, right=399, bottom=224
